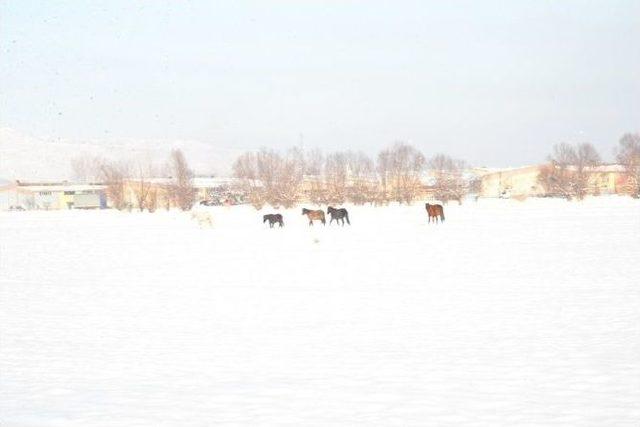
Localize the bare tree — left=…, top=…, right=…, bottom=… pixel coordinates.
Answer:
left=304, top=148, right=324, bottom=177
left=574, top=143, right=601, bottom=199
left=71, top=154, right=104, bottom=183
left=256, top=148, right=286, bottom=207
left=98, top=159, right=130, bottom=210
left=324, top=151, right=348, bottom=204
left=168, top=149, right=196, bottom=210
left=380, top=142, right=426, bottom=204
left=616, top=133, right=640, bottom=197
left=233, top=147, right=305, bottom=208
left=147, top=187, right=159, bottom=212
left=233, top=151, right=265, bottom=209
left=345, top=151, right=376, bottom=204
left=274, top=147, right=305, bottom=208
left=375, top=149, right=393, bottom=205
left=538, top=143, right=575, bottom=198
left=302, top=148, right=326, bottom=205
left=256, top=148, right=280, bottom=204
left=428, top=154, right=467, bottom=204
left=131, top=157, right=157, bottom=212
left=539, top=142, right=601, bottom=200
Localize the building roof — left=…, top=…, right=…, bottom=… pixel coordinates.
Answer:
left=17, top=183, right=106, bottom=192
left=474, top=165, right=543, bottom=177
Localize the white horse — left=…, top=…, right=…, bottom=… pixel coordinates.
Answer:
left=190, top=211, right=213, bottom=228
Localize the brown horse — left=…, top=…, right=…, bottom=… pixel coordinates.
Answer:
left=425, top=203, right=445, bottom=223
left=302, top=208, right=326, bottom=226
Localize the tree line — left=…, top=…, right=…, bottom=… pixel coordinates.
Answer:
left=70, top=132, right=640, bottom=211
left=232, top=142, right=473, bottom=209
left=71, top=149, right=196, bottom=212
left=233, top=132, right=640, bottom=208
left=538, top=133, right=640, bottom=200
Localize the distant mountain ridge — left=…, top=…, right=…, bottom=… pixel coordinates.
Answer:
left=0, top=127, right=239, bottom=181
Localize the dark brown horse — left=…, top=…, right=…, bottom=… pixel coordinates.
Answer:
left=302, top=208, right=326, bottom=226
left=425, top=203, right=445, bottom=223
left=327, top=206, right=350, bottom=226
left=263, top=213, right=284, bottom=228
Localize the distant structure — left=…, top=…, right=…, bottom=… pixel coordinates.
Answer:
left=121, top=177, right=244, bottom=209
left=0, top=165, right=633, bottom=210
left=0, top=181, right=107, bottom=210
left=477, top=164, right=628, bottom=198
left=0, top=177, right=247, bottom=211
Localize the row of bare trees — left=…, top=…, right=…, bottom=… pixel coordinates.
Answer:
left=538, top=133, right=640, bottom=200
left=70, top=132, right=639, bottom=211
left=71, top=149, right=196, bottom=211
left=538, top=142, right=602, bottom=200
left=233, top=142, right=471, bottom=208
left=232, top=147, right=306, bottom=208
left=616, top=133, right=640, bottom=198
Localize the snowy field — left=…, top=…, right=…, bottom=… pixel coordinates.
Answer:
left=1, top=197, right=639, bottom=427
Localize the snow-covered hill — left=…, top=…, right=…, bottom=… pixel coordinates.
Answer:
left=0, top=127, right=240, bottom=181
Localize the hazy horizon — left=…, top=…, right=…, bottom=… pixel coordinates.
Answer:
left=1, top=1, right=639, bottom=168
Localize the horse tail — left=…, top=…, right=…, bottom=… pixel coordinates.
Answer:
left=440, top=208, right=445, bottom=222
left=345, top=212, right=350, bottom=225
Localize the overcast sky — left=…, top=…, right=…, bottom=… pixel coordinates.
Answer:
left=1, top=0, right=638, bottom=166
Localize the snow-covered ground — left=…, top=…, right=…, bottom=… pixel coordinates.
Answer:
left=1, top=197, right=639, bottom=426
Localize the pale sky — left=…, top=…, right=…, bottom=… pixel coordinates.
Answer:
left=1, top=0, right=639, bottom=166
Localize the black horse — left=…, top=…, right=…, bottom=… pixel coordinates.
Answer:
left=327, top=206, right=350, bottom=226
left=263, top=213, right=284, bottom=228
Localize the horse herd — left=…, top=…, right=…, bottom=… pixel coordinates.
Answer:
left=262, top=203, right=445, bottom=228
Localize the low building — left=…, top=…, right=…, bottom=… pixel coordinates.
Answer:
left=9, top=182, right=107, bottom=210
left=588, top=164, right=628, bottom=195
left=478, top=165, right=545, bottom=198
left=478, top=164, right=628, bottom=198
